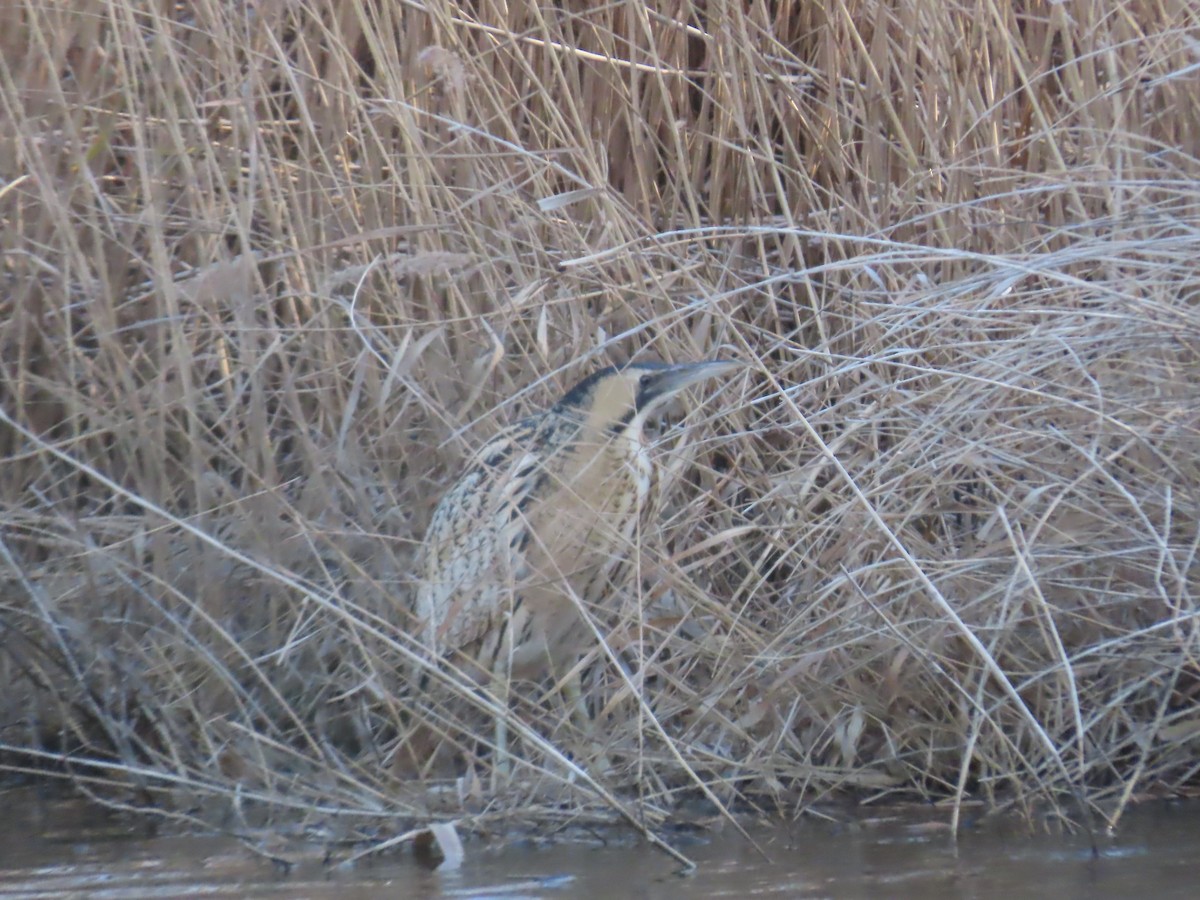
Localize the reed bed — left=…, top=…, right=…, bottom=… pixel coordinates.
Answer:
left=1, top=0, right=1198, bottom=856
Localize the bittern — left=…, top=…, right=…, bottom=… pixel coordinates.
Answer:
left=413, top=359, right=740, bottom=772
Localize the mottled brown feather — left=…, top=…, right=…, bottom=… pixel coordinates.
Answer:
left=413, top=361, right=738, bottom=689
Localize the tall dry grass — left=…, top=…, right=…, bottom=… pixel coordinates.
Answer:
left=1, top=0, right=1198, bottom=853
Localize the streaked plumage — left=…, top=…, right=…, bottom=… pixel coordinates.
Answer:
left=413, top=359, right=740, bottom=769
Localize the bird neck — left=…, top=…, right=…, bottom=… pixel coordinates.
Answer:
left=549, top=413, right=651, bottom=514
left=566, top=407, right=647, bottom=452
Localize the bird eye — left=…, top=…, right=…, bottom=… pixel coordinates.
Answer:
left=638, top=373, right=653, bottom=390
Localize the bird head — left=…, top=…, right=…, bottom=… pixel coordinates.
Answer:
left=555, top=359, right=743, bottom=437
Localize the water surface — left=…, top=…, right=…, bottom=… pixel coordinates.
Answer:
left=1, top=785, right=1196, bottom=898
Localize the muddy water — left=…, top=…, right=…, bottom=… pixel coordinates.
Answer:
left=1, top=785, right=1197, bottom=898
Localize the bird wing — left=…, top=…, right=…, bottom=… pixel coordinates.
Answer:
left=416, top=423, right=544, bottom=655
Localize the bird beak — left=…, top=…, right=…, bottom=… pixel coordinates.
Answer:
left=640, top=359, right=744, bottom=408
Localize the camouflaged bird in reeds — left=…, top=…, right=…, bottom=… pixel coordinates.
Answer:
left=409, top=360, right=739, bottom=775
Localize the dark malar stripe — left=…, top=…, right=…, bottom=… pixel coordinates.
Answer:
left=607, top=408, right=637, bottom=436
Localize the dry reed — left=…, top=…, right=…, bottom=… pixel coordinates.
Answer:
left=1, top=0, right=1198, bottom=855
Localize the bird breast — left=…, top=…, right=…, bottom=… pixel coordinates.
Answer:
left=415, top=418, right=654, bottom=678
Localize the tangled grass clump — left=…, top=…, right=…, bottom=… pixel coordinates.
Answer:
left=1, top=0, right=1198, bottom=854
